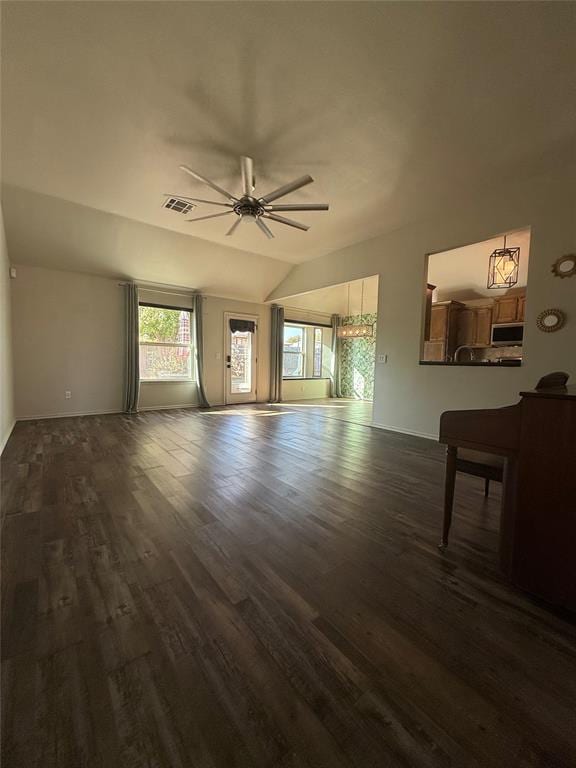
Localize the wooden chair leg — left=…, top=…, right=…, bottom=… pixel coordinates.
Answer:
left=440, top=445, right=457, bottom=549
left=484, top=478, right=490, bottom=497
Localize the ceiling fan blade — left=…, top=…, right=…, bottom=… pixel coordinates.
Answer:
left=185, top=211, right=235, bottom=223
left=259, top=175, right=314, bottom=204
left=179, top=165, right=237, bottom=202
left=240, top=156, right=255, bottom=196
left=225, top=216, right=243, bottom=236
left=262, top=212, right=309, bottom=232
left=163, top=194, right=233, bottom=208
left=263, top=203, right=329, bottom=212
left=255, top=217, right=275, bottom=239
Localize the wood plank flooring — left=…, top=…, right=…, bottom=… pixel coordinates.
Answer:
left=2, top=407, right=576, bottom=768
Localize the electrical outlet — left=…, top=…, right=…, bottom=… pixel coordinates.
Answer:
left=65, top=390, right=72, bottom=399
left=377, top=354, right=388, bottom=364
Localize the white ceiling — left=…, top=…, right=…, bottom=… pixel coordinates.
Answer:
left=2, top=2, right=575, bottom=281
left=428, top=228, right=531, bottom=302
left=281, top=276, right=379, bottom=317
left=2, top=185, right=291, bottom=303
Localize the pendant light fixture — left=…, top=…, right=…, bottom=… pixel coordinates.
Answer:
left=337, top=280, right=374, bottom=338
left=487, top=234, right=520, bottom=289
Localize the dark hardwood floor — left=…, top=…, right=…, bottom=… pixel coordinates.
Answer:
left=2, top=407, right=576, bottom=768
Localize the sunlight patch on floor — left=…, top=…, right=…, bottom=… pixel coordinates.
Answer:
left=203, top=410, right=293, bottom=417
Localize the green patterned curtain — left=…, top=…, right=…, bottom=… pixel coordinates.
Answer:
left=124, top=283, right=140, bottom=413
left=269, top=304, right=284, bottom=403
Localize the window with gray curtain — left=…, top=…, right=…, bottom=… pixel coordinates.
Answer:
left=269, top=304, right=284, bottom=403
left=124, top=283, right=140, bottom=413
left=193, top=293, right=210, bottom=408
left=330, top=314, right=342, bottom=398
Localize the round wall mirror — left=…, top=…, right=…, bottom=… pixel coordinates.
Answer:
left=536, top=308, right=566, bottom=333
left=552, top=254, right=576, bottom=278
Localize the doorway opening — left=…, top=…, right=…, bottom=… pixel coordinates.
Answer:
left=225, top=314, right=258, bottom=404
left=275, top=276, right=379, bottom=427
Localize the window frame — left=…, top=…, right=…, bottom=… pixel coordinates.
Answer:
left=138, top=302, right=195, bottom=383
left=283, top=323, right=306, bottom=379
left=282, top=322, right=328, bottom=380
left=312, top=327, right=323, bottom=378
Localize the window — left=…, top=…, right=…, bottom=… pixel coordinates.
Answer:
left=139, top=304, right=194, bottom=381
left=313, top=328, right=323, bottom=377
left=283, top=323, right=326, bottom=378
left=283, top=325, right=305, bottom=378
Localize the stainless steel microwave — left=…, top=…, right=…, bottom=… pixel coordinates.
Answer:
left=491, top=322, right=524, bottom=346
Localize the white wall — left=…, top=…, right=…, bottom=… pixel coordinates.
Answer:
left=0, top=208, right=15, bottom=451
left=269, top=162, right=576, bottom=438
left=11, top=265, right=124, bottom=418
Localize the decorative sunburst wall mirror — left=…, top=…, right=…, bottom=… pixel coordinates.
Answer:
left=552, top=254, right=576, bottom=278
left=536, top=308, right=566, bottom=333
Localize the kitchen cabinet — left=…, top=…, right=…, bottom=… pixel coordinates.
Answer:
left=517, top=295, right=526, bottom=322
left=422, top=301, right=463, bottom=361
left=493, top=291, right=526, bottom=324
left=456, top=306, right=493, bottom=348
left=422, top=341, right=446, bottom=362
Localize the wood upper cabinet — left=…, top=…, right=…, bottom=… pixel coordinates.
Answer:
left=493, top=291, right=526, bottom=324
left=429, top=303, right=449, bottom=340
left=475, top=307, right=493, bottom=345
left=423, top=301, right=463, bottom=361
left=517, top=295, right=526, bottom=322
left=456, top=306, right=493, bottom=347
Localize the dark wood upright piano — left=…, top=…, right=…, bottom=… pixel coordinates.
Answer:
left=439, top=384, right=576, bottom=611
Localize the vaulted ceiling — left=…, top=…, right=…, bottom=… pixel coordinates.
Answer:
left=2, top=2, right=575, bottom=296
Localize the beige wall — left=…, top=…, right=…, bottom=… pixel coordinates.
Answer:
left=11, top=265, right=124, bottom=418
left=10, top=265, right=273, bottom=417
left=203, top=296, right=271, bottom=406
left=139, top=381, right=199, bottom=411
left=269, top=162, right=576, bottom=438
left=283, top=378, right=331, bottom=400
left=1, top=208, right=15, bottom=451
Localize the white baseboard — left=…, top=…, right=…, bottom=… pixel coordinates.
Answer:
left=1, top=420, right=16, bottom=455
left=371, top=421, right=437, bottom=441
left=17, top=408, right=123, bottom=421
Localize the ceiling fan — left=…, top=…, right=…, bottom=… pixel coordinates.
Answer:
left=165, top=156, right=329, bottom=239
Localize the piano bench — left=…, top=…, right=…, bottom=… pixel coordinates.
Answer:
left=439, top=447, right=505, bottom=549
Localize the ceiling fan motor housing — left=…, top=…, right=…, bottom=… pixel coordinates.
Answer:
left=233, top=196, right=265, bottom=218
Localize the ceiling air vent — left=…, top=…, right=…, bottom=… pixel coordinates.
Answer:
left=163, top=197, right=195, bottom=215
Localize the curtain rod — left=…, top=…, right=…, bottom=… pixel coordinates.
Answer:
left=280, top=305, right=334, bottom=317
left=118, top=281, right=198, bottom=298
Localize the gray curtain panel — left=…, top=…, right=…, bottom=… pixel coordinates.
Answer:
left=330, top=314, right=343, bottom=398
left=269, top=304, right=284, bottom=403
left=124, top=283, right=140, bottom=413
left=193, top=293, right=210, bottom=408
